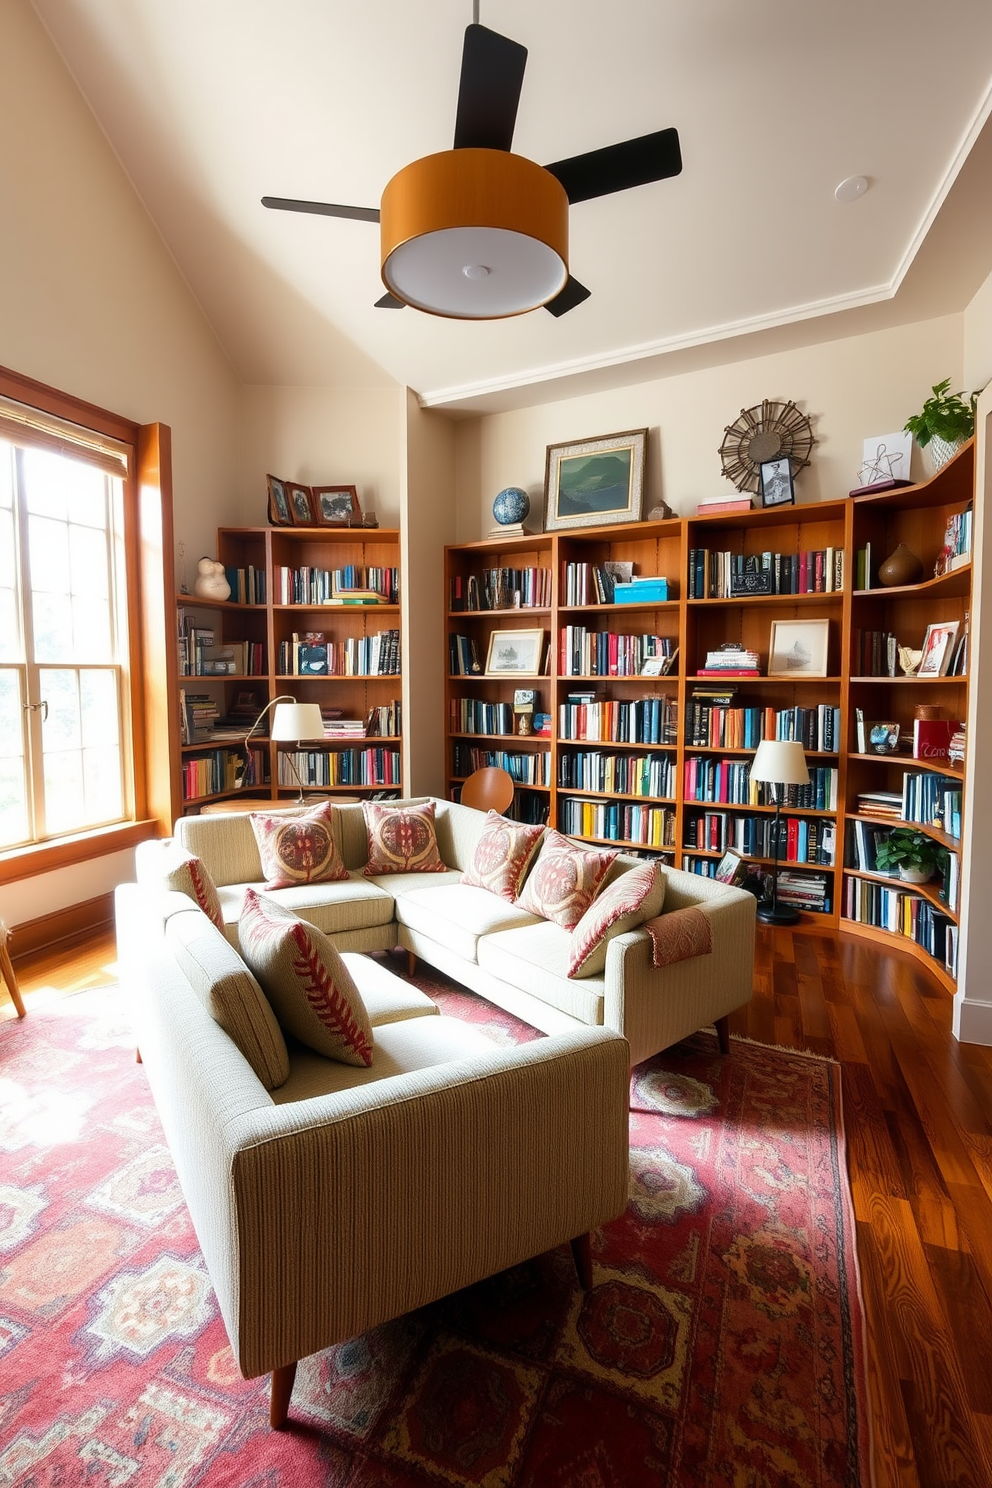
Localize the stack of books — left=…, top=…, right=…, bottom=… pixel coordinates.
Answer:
left=775, top=870, right=831, bottom=914
left=857, top=789, right=902, bottom=819
left=697, top=646, right=760, bottom=677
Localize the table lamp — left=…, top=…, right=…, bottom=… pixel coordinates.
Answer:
left=749, top=739, right=810, bottom=926
left=238, top=695, right=325, bottom=803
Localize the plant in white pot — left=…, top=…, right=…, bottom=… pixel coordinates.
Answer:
left=904, top=379, right=978, bottom=473
left=874, top=827, right=947, bottom=884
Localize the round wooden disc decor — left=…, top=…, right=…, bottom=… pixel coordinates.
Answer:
left=718, top=399, right=816, bottom=494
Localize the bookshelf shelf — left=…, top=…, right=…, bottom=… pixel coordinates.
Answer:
left=842, top=865, right=957, bottom=922
left=169, top=525, right=405, bottom=817
left=846, top=811, right=960, bottom=854
left=444, top=439, right=973, bottom=989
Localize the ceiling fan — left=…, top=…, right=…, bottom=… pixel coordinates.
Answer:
left=262, top=16, right=682, bottom=320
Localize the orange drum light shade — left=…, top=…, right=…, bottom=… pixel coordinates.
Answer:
left=380, top=148, right=569, bottom=318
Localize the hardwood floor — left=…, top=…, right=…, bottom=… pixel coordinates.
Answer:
left=5, top=922, right=991, bottom=1487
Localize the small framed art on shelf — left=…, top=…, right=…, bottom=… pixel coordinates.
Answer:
left=313, top=485, right=361, bottom=525
left=759, top=457, right=795, bottom=508
left=544, top=428, right=647, bottom=531
left=267, top=475, right=291, bottom=526
left=288, top=484, right=316, bottom=525
left=918, top=621, right=960, bottom=678
left=484, top=629, right=545, bottom=676
left=767, top=618, right=830, bottom=678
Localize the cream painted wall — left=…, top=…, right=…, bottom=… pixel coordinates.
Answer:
left=964, top=264, right=992, bottom=395
left=235, top=385, right=404, bottom=528
left=454, top=315, right=963, bottom=538
left=402, top=392, right=458, bottom=797
left=0, top=0, right=240, bottom=930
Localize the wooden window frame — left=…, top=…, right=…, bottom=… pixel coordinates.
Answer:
left=0, top=365, right=168, bottom=883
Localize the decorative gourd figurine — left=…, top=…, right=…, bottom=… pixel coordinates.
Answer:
left=877, top=543, right=923, bottom=587
left=193, top=556, right=231, bottom=600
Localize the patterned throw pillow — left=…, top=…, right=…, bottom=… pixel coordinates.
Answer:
left=161, top=849, right=224, bottom=931
left=517, top=829, right=617, bottom=931
left=239, top=888, right=374, bottom=1066
left=363, top=800, right=447, bottom=876
left=567, top=860, right=667, bottom=978
left=645, top=906, right=713, bottom=968
left=461, top=813, right=545, bottom=902
left=248, top=801, right=349, bottom=890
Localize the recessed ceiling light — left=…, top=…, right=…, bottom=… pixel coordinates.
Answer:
left=835, top=175, right=869, bottom=204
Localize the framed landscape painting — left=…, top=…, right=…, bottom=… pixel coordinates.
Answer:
left=484, top=629, right=545, bottom=676
left=544, top=429, right=647, bottom=531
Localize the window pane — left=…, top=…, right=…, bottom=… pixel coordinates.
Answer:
left=31, top=591, right=74, bottom=663
left=0, top=669, right=29, bottom=848
left=71, top=597, right=112, bottom=660
left=43, top=748, right=85, bottom=834
left=0, top=507, right=14, bottom=587
left=23, top=447, right=107, bottom=527
left=0, top=588, right=19, bottom=663
left=80, top=669, right=120, bottom=747
left=41, top=668, right=81, bottom=750
left=29, top=514, right=71, bottom=593
left=0, top=441, right=13, bottom=508
left=83, top=745, right=122, bottom=823
left=69, top=524, right=109, bottom=597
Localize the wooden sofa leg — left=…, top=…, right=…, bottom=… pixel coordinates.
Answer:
left=715, top=1016, right=731, bottom=1055
left=406, top=949, right=417, bottom=977
left=570, top=1233, right=594, bottom=1290
left=270, top=1361, right=297, bottom=1429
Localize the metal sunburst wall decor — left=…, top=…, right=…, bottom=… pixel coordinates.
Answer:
left=718, top=399, right=816, bottom=495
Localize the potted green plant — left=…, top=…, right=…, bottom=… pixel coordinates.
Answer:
left=874, top=828, right=947, bottom=884
left=904, top=379, right=978, bottom=472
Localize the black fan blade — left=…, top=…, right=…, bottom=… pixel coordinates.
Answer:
left=374, top=292, right=406, bottom=309
left=545, top=128, right=682, bottom=204
left=453, top=24, right=527, bottom=151
left=544, top=276, right=591, bottom=317
left=262, top=196, right=380, bottom=223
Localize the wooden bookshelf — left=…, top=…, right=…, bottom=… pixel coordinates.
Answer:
left=444, top=440, right=973, bottom=985
left=168, top=525, right=404, bottom=819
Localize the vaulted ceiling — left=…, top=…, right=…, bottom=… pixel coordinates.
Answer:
left=31, top=1, right=992, bottom=410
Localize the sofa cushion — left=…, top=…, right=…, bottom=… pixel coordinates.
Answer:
left=568, top=860, right=666, bottom=978
left=239, top=888, right=374, bottom=1066
left=159, top=847, right=224, bottom=930
left=269, top=1013, right=501, bottom=1103
left=164, top=907, right=290, bottom=1090
left=220, top=875, right=395, bottom=941
left=477, top=921, right=606, bottom=1026
left=517, top=829, right=617, bottom=930
left=340, top=952, right=438, bottom=1025
left=363, top=799, right=447, bottom=876
left=392, top=883, right=542, bottom=964
left=460, top=812, right=545, bottom=902
left=365, top=868, right=463, bottom=899
left=249, top=801, right=349, bottom=890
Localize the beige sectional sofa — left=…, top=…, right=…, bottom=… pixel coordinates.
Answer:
left=137, top=796, right=756, bottom=1067
left=115, top=882, right=631, bottom=1425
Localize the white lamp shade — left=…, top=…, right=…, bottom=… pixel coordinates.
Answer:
left=270, top=702, right=325, bottom=742
left=750, top=739, right=810, bottom=787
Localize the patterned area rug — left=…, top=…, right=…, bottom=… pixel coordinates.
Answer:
left=0, top=981, right=871, bottom=1487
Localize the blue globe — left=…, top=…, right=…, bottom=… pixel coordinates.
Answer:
left=492, top=486, right=530, bottom=526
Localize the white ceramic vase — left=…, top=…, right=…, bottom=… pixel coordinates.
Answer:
left=898, top=865, right=932, bottom=885
left=925, top=435, right=965, bottom=474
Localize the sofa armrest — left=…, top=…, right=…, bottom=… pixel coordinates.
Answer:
left=602, top=888, right=756, bottom=1067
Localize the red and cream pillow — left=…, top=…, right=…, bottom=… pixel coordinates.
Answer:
left=517, top=829, right=617, bottom=931
left=161, top=849, right=224, bottom=931
left=461, top=813, right=545, bottom=902
left=567, top=860, right=666, bottom=978
left=645, top=906, right=713, bottom=968
left=248, top=800, right=349, bottom=890
left=239, top=888, right=374, bottom=1066
left=363, top=800, right=447, bottom=876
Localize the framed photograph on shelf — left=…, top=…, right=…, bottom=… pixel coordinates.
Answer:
left=917, top=620, right=960, bottom=678
left=484, top=628, right=545, bottom=676
left=759, top=457, right=795, bottom=508
left=313, top=485, right=361, bottom=525
left=287, top=483, right=316, bottom=525
left=640, top=651, right=677, bottom=677
left=767, top=618, right=830, bottom=678
left=715, top=849, right=745, bottom=885
left=266, top=474, right=291, bottom=526
left=544, top=428, right=647, bottom=531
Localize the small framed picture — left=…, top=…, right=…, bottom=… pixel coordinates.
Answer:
left=918, top=621, right=960, bottom=678
left=715, top=849, right=745, bottom=885
left=759, top=457, right=795, bottom=508
left=640, top=655, right=675, bottom=677
left=484, top=628, right=545, bottom=676
left=767, top=618, right=830, bottom=678
left=313, top=485, right=362, bottom=525
left=266, top=474, right=291, bottom=526
left=288, top=483, right=316, bottom=525
left=544, top=428, right=647, bottom=531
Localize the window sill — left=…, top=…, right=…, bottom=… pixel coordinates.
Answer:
left=0, top=820, right=158, bottom=885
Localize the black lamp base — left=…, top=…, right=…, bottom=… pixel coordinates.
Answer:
left=756, top=901, right=800, bottom=926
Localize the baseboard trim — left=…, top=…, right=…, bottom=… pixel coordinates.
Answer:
left=8, top=893, right=115, bottom=962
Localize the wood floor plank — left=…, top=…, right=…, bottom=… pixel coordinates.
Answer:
left=856, top=1222, right=922, bottom=1488
left=923, top=1246, right=992, bottom=1414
